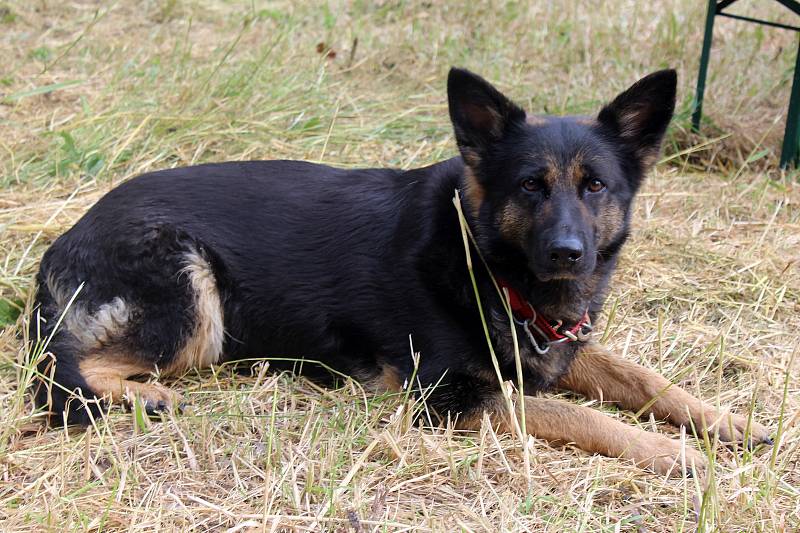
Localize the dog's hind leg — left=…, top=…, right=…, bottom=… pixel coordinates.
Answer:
left=31, top=293, right=187, bottom=422
left=76, top=250, right=226, bottom=414
left=558, top=343, right=772, bottom=447
left=31, top=327, right=102, bottom=426
left=32, top=230, right=225, bottom=424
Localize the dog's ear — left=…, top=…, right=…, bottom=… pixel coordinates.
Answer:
left=597, top=69, right=677, bottom=171
left=448, top=67, right=526, bottom=166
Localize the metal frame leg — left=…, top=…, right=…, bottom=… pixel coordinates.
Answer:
left=781, top=36, right=800, bottom=168
left=692, top=0, right=717, bottom=132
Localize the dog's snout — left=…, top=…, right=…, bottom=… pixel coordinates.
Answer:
left=548, top=238, right=583, bottom=267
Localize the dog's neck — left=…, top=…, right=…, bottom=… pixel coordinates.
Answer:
left=472, top=256, right=606, bottom=326
left=521, top=272, right=605, bottom=325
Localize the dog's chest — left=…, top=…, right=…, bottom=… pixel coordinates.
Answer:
left=489, top=311, right=579, bottom=390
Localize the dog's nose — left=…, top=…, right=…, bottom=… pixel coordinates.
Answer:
left=548, top=238, right=583, bottom=267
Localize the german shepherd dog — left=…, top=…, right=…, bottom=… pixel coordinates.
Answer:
left=30, top=68, right=770, bottom=476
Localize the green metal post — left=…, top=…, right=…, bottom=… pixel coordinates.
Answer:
left=780, top=36, right=800, bottom=168
left=692, top=0, right=717, bottom=132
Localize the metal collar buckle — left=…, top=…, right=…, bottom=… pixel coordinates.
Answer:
left=514, top=311, right=593, bottom=355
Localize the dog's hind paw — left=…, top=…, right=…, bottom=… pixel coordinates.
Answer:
left=122, top=381, right=183, bottom=417
left=625, top=431, right=708, bottom=478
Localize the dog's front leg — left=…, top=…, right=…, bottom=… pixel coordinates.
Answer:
left=465, top=395, right=707, bottom=477
left=558, top=343, right=772, bottom=447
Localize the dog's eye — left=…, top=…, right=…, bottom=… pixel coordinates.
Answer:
left=521, top=178, right=543, bottom=192
left=586, top=178, right=606, bottom=193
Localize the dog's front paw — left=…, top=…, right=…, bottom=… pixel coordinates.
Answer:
left=702, top=410, right=772, bottom=449
left=625, top=430, right=708, bottom=478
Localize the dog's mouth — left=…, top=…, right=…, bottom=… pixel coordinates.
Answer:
left=529, top=262, right=593, bottom=283
left=533, top=270, right=581, bottom=282
left=528, top=254, right=597, bottom=283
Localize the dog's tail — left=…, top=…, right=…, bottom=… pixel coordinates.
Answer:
left=28, top=279, right=103, bottom=426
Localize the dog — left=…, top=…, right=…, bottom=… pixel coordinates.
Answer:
left=29, top=67, right=771, bottom=476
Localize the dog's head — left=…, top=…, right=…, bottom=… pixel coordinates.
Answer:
left=448, top=68, right=676, bottom=283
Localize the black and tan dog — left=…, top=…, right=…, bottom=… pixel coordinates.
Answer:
left=30, top=68, right=770, bottom=475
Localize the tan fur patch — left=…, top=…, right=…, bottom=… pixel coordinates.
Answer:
left=566, top=152, right=586, bottom=188
left=497, top=201, right=531, bottom=245
left=559, top=343, right=690, bottom=418
left=541, top=153, right=560, bottom=190
left=166, top=252, right=225, bottom=375
left=525, top=114, right=548, bottom=126
left=460, top=393, right=705, bottom=476
left=614, top=108, right=662, bottom=171
left=464, top=103, right=504, bottom=138
left=78, top=355, right=179, bottom=407
left=362, top=365, right=404, bottom=393
left=517, top=396, right=705, bottom=476
left=462, top=165, right=485, bottom=218
left=560, top=343, right=772, bottom=446
left=596, top=203, right=625, bottom=245
left=638, top=149, right=660, bottom=171
left=461, top=148, right=481, bottom=167
left=618, top=108, right=646, bottom=139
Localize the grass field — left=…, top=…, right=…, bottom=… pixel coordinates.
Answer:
left=1, top=1, right=799, bottom=531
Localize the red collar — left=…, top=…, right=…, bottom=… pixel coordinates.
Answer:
left=497, top=278, right=592, bottom=353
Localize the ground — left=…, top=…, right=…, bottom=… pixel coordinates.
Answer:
left=1, top=1, right=799, bottom=531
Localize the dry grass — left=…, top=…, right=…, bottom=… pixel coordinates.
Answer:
left=1, top=1, right=799, bottom=531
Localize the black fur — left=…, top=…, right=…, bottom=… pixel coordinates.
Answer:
left=29, top=68, right=677, bottom=426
